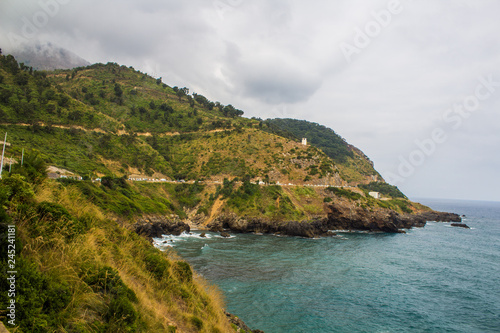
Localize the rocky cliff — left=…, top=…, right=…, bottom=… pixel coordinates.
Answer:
left=202, top=202, right=461, bottom=238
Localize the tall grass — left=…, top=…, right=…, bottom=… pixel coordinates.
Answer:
left=1, top=177, right=233, bottom=332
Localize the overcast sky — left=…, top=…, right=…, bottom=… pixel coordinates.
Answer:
left=1, top=0, right=499, bottom=201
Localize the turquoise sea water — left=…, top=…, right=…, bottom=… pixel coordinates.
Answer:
left=156, top=199, right=500, bottom=332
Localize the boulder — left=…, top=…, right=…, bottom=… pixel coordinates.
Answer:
left=133, top=215, right=190, bottom=240
left=451, top=223, right=470, bottom=229
left=225, top=311, right=264, bottom=333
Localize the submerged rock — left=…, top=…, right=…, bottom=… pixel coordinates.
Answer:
left=451, top=223, right=470, bottom=229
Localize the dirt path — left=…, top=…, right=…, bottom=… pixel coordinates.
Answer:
left=0, top=122, right=106, bottom=134
left=1, top=123, right=231, bottom=137
left=204, top=198, right=225, bottom=226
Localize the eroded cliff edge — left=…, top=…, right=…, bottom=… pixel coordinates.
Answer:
left=135, top=202, right=461, bottom=239
left=205, top=203, right=461, bottom=236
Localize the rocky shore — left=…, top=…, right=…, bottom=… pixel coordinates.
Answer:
left=322, top=203, right=461, bottom=233
left=206, top=203, right=462, bottom=237
left=133, top=204, right=462, bottom=240
left=133, top=215, right=190, bottom=241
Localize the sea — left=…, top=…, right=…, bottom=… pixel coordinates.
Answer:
left=155, top=199, right=500, bottom=333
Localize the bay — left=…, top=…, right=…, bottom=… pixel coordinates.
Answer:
left=156, top=199, right=500, bottom=332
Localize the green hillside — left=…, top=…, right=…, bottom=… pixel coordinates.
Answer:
left=0, top=52, right=423, bottom=331
left=0, top=54, right=382, bottom=186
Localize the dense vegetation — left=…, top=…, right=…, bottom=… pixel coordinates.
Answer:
left=263, top=118, right=381, bottom=182
left=0, top=52, right=383, bottom=185
left=0, top=153, right=234, bottom=332
left=0, top=51, right=428, bottom=331
left=264, top=119, right=353, bottom=163
left=359, top=181, right=407, bottom=199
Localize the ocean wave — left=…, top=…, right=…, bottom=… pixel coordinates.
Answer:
left=153, top=231, right=214, bottom=247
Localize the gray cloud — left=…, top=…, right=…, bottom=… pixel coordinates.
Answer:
left=1, top=0, right=499, bottom=201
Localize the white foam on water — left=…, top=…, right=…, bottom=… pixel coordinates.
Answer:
left=153, top=231, right=212, bottom=247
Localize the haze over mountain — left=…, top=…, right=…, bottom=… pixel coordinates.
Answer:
left=8, top=41, right=90, bottom=70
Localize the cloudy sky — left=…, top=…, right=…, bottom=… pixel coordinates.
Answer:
left=1, top=0, right=499, bottom=201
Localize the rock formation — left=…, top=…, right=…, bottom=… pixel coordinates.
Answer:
left=207, top=203, right=462, bottom=237
left=133, top=215, right=190, bottom=240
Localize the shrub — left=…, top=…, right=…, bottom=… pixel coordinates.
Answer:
left=0, top=258, right=72, bottom=331
left=106, top=296, right=138, bottom=330
left=144, top=250, right=170, bottom=280
left=358, top=182, right=407, bottom=199
left=80, top=264, right=137, bottom=302
left=0, top=174, right=35, bottom=205
left=34, top=201, right=88, bottom=240
left=191, top=316, right=203, bottom=330
left=10, top=150, right=47, bottom=187
left=326, top=187, right=362, bottom=201
left=173, top=261, right=193, bottom=282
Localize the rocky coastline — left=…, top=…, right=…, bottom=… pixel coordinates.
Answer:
left=206, top=204, right=461, bottom=237
left=133, top=215, right=190, bottom=241
left=133, top=203, right=462, bottom=240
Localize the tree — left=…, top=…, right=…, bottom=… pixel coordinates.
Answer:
left=187, top=95, right=194, bottom=108
left=176, top=89, right=184, bottom=101
left=10, top=150, right=47, bottom=187
left=222, top=104, right=244, bottom=118
left=176, top=87, right=189, bottom=101
left=114, top=83, right=123, bottom=97
left=14, top=72, right=29, bottom=86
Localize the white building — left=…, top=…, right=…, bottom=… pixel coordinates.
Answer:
left=369, top=191, right=381, bottom=199
left=302, top=138, right=307, bottom=145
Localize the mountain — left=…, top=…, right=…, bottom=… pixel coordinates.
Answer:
left=7, top=41, right=90, bottom=70
left=0, top=52, right=441, bottom=332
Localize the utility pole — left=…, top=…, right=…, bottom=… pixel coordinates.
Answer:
left=0, top=132, right=6, bottom=180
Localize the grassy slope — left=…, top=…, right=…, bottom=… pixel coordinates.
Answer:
left=0, top=174, right=234, bottom=332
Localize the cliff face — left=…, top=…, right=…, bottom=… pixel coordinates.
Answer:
left=324, top=203, right=460, bottom=233
left=201, top=202, right=462, bottom=237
